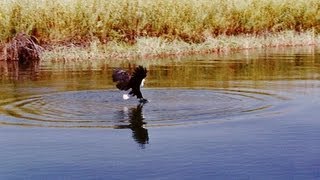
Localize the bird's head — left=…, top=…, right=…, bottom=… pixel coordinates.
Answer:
left=140, top=79, right=145, bottom=87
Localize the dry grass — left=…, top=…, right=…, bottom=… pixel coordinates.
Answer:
left=42, top=30, right=320, bottom=62
left=0, top=0, right=319, bottom=61
left=1, top=0, right=319, bottom=43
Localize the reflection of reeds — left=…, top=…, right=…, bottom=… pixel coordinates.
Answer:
left=41, top=47, right=320, bottom=90
left=0, top=60, right=19, bottom=79
left=146, top=47, right=320, bottom=88
left=0, top=59, right=39, bottom=81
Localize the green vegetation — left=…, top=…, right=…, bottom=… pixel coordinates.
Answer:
left=0, top=0, right=320, bottom=61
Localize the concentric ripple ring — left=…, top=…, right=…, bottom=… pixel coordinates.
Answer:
left=0, top=89, right=287, bottom=128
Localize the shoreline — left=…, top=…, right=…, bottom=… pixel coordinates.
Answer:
left=1, top=0, right=320, bottom=63
left=42, top=31, right=319, bottom=62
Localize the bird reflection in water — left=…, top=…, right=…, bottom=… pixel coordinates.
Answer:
left=115, top=103, right=149, bottom=148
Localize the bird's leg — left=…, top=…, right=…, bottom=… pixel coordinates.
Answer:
left=139, top=98, right=148, bottom=104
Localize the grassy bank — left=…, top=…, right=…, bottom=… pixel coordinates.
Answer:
left=0, top=0, right=320, bottom=61
left=42, top=31, right=320, bottom=62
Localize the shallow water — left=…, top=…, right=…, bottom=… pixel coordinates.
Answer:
left=1, top=47, right=320, bottom=179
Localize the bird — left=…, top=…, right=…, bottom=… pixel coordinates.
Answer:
left=112, top=65, right=148, bottom=103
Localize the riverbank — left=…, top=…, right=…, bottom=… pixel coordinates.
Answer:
left=42, top=30, right=319, bottom=62
left=1, top=0, right=319, bottom=62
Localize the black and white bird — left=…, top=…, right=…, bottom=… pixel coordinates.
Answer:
left=112, top=66, right=148, bottom=103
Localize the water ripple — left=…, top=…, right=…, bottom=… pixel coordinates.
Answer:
left=0, top=89, right=286, bottom=128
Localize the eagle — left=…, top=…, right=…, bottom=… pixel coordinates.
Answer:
left=112, top=66, right=148, bottom=103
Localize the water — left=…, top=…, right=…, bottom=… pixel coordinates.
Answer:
left=0, top=47, right=320, bottom=179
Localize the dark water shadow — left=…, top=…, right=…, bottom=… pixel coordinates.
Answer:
left=0, top=60, right=39, bottom=81
left=114, top=103, right=149, bottom=148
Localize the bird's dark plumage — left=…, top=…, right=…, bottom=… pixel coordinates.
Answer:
left=112, top=69, right=130, bottom=90
left=112, top=66, right=147, bottom=101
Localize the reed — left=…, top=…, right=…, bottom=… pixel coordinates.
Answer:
left=0, top=0, right=319, bottom=61
left=42, top=30, right=319, bottom=62
left=1, top=0, right=319, bottom=43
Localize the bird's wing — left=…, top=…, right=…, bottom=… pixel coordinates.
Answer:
left=112, top=69, right=130, bottom=90
left=128, top=66, right=147, bottom=98
left=129, top=87, right=143, bottom=99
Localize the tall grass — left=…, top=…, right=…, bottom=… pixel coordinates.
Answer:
left=1, top=0, right=319, bottom=44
